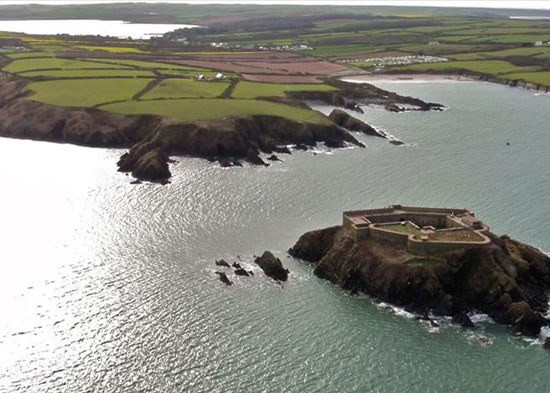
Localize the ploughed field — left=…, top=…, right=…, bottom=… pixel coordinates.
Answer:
left=0, top=35, right=346, bottom=123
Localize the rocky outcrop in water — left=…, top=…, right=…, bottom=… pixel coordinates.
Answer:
left=289, top=226, right=550, bottom=336
left=255, top=251, right=289, bottom=281
left=288, top=79, right=444, bottom=112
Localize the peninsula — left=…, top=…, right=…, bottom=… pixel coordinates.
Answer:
left=289, top=205, right=550, bottom=336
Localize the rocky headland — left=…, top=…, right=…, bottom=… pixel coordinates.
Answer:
left=0, top=74, right=442, bottom=183
left=289, top=225, right=550, bottom=337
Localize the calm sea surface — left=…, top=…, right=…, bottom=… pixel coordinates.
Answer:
left=0, top=81, right=549, bottom=392
left=0, top=19, right=198, bottom=39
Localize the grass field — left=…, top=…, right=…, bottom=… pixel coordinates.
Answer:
left=3, top=57, right=132, bottom=73
left=28, top=78, right=152, bottom=107
left=505, top=72, right=550, bottom=86
left=20, top=69, right=156, bottom=78
left=82, top=58, right=195, bottom=70
left=75, top=45, right=145, bottom=53
left=142, top=79, right=230, bottom=99
left=5, top=51, right=53, bottom=59
left=231, top=81, right=337, bottom=98
left=100, top=98, right=329, bottom=123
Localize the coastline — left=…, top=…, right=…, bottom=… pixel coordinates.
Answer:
left=342, top=72, right=550, bottom=94
left=341, top=73, right=475, bottom=83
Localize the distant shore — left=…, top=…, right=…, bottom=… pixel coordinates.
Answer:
left=343, top=72, right=550, bottom=93
left=342, top=73, right=474, bottom=83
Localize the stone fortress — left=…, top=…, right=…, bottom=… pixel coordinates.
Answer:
left=343, top=205, right=491, bottom=255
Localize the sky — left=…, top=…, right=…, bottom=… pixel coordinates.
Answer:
left=0, top=0, right=549, bottom=10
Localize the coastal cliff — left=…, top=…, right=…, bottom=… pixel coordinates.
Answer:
left=0, top=73, right=441, bottom=183
left=289, top=226, right=550, bottom=336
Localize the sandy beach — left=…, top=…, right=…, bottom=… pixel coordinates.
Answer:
left=342, top=73, right=474, bottom=83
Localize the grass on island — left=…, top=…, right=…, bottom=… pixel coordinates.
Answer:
left=28, top=78, right=152, bottom=107
left=99, top=98, right=329, bottom=124
left=19, top=69, right=156, bottom=78
left=3, top=57, right=133, bottom=73
left=231, top=81, right=337, bottom=99
left=428, top=229, right=485, bottom=242
left=142, top=79, right=230, bottom=100
left=391, top=60, right=541, bottom=76
left=378, top=223, right=421, bottom=235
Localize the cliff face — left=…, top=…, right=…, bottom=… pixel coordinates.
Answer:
left=289, top=226, right=550, bottom=336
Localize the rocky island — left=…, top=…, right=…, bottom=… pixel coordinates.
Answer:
left=289, top=205, right=550, bottom=336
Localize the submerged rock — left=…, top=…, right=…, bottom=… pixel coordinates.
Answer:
left=267, top=154, right=282, bottom=162
left=255, top=251, right=289, bottom=281
left=234, top=268, right=250, bottom=277
left=452, top=312, right=475, bottom=328
left=215, top=259, right=231, bottom=268
left=215, top=271, right=233, bottom=286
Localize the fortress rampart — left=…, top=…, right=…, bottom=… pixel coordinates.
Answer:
left=343, top=205, right=491, bottom=255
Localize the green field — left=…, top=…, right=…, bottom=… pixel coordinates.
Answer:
left=100, top=98, right=329, bottom=123
left=142, top=79, right=230, bottom=99
left=20, top=69, right=156, bottom=78
left=231, top=81, right=337, bottom=99
left=28, top=78, right=152, bottom=107
left=82, top=58, right=196, bottom=70
left=6, top=51, right=53, bottom=59
left=505, top=72, right=550, bottom=86
left=3, top=57, right=132, bottom=73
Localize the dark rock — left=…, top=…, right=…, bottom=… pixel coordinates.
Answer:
left=267, top=154, right=282, bottom=162
left=215, top=259, right=231, bottom=268
left=273, top=145, right=292, bottom=154
left=328, top=109, right=383, bottom=138
left=452, top=312, right=475, bottom=328
left=215, top=271, right=233, bottom=286
left=293, top=143, right=309, bottom=151
left=219, top=159, right=233, bottom=167
left=246, top=148, right=269, bottom=166
left=504, top=301, right=542, bottom=336
left=232, top=160, right=243, bottom=167
left=389, top=140, right=405, bottom=146
left=385, top=103, right=403, bottom=112
left=234, top=268, right=250, bottom=277
left=130, top=179, right=142, bottom=185
left=543, top=337, right=550, bottom=350
left=255, top=251, right=289, bottom=281
left=232, top=262, right=243, bottom=269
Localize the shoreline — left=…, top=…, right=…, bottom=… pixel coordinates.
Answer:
left=342, top=72, right=550, bottom=93
left=341, top=73, right=475, bottom=83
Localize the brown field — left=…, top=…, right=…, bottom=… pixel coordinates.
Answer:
left=57, top=51, right=349, bottom=79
